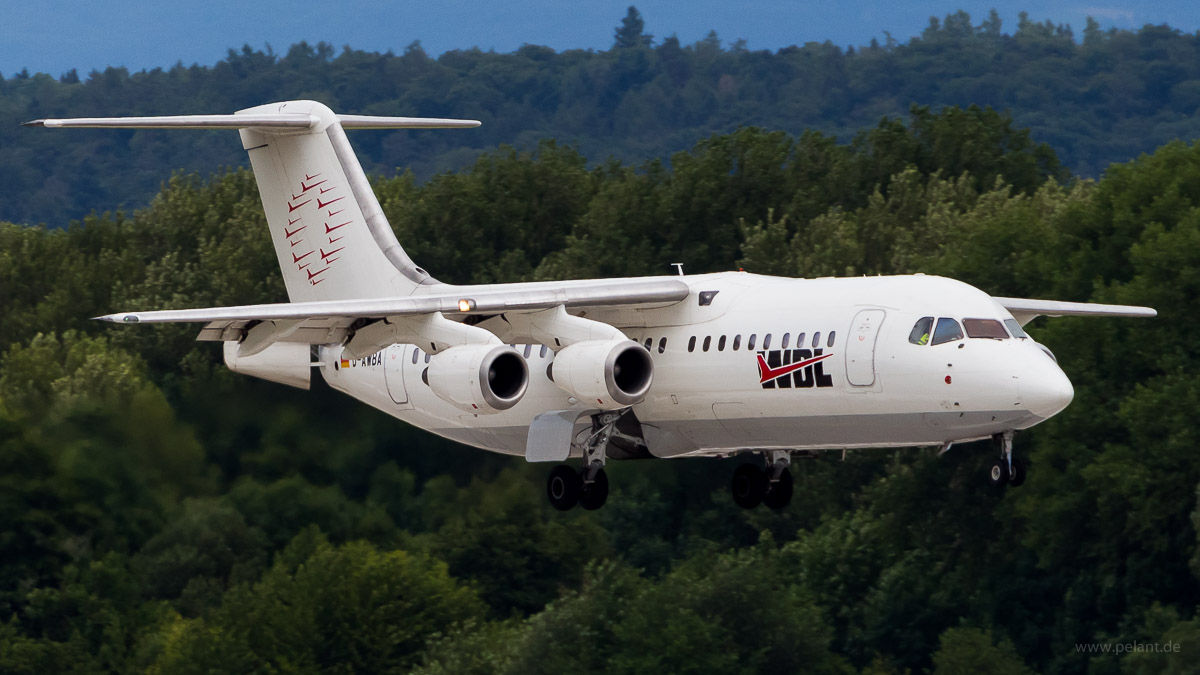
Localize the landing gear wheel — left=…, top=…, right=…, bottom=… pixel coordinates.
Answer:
left=988, top=460, right=1009, bottom=488
left=1008, top=458, right=1026, bottom=487
left=579, top=468, right=609, bottom=510
left=547, top=465, right=581, bottom=511
left=764, top=467, right=793, bottom=510
left=731, top=463, right=767, bottom=509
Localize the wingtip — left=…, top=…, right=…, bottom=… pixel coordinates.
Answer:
left=21, top=119, right=47, bottom=127
left=93, top=314, right=138, bottom=323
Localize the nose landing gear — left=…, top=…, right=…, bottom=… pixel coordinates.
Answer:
left=987, top=431, right=1027, bottom=488
left=731, top=451, right=794, bottom=510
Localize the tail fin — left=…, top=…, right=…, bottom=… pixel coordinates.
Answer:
left=26, top=100, right=478, bottom=302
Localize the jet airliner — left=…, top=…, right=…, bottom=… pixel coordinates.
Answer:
left=26, top=100, right=1156, bottom=511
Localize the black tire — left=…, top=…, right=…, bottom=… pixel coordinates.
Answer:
left=764, top=467, right=793, bottom=510
left=988, top=460, right=1009, bottom=488
left=547, top=465, right=581, bottom=511
left=579, top=468, right=609, bottom=511
left=731, top=463, right=767, bottom=509
left=1008, top=458, right=1026, bottom=487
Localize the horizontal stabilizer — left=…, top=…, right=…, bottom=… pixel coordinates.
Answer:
left=995, top=296, right=1157, bottom=326
left=23, top=114, right=480, bottom=131
left=337, top=115, right=480, bottom=129
left=23, top=114, right=318, bottom=129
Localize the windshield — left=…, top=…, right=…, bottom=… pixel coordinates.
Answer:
left=1004, top=318, right=1028, bottom=339
left=963, top=318, right=1009, bottom=339
left=931, top=318, right=964, bottom=346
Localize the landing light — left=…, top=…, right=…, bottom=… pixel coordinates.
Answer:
left=458, top=299, right=476, bottom=312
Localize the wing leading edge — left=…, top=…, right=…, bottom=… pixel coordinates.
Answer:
left=95, top=279, right=691, bottom=345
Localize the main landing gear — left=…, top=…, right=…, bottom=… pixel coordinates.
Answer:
left=546, top=410, right=633, bottom=511
left=731, top=451, right=794, bottom=510
left=987, top=430, right=1026, bottom=488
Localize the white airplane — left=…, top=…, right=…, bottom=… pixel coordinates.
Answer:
left=28, top=100, right=1156, bottom=511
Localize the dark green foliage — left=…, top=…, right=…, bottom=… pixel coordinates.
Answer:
left=5, top=10, right=1200, bottom=228
left=2, top=91, right=1199, bottom=672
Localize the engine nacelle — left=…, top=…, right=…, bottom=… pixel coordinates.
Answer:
left=550, top=339, right=653, bottom=409
left=426, top=344, right=529, bottom=414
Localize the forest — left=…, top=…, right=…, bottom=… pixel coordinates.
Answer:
left=8, top=7, right=1200, bottom=226
left=2, top=96, right=1199, bottom=671
left=3, top=7, right=1200, bottom=675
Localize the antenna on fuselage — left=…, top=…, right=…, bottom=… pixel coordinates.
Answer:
left=671, top=263, right=684, bottom=276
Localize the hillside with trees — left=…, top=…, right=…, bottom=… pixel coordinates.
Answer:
left=7, top=7, right=1200, bottom=226
left=2, top=103, right=1199, bottom=671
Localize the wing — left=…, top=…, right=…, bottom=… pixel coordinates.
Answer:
left=98, top=278, right=690, bottom=348
left=994, top=296, right=1157, bottom=326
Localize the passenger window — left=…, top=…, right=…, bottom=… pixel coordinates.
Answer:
left=733, top=335, right=741, bottom=350
left=658, top=337, right=667, bottom=354
left=540, top=345, right=548, bottom=358
left=412, top=348, right=420, bottom=364
left=963, top=319, right=1008, bottom=339
left=782, top=333, right=791, bottom=349
left=812, top=332, right=821, bottom=348
left=748, top=334, right=757, bottom=350
left=763, top=334, right=772, bottom=350
left=827, top=331, right=836, bottom=347
left=1004, top=319, right=1028, bottom=339
left=718, top=335, right=727, bottom=351
left=796, top=333, right=805, bottom=348
left=931, top=318, right=964, bottom=346
left=688, top=336, right=696, bottom=352
left=644, top=337, right=652, bottom=349
left=523, top=344, right=532, bottom=358
left=425, top=352, right=432, bottom=363
left=703, top=336, right=711, bottom=352
left=908, top=317, right=934, bottom=345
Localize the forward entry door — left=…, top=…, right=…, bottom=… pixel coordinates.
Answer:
left=846, top=309, right=886, bottom=387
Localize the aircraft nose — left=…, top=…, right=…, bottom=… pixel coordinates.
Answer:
left=1023, top=359, right=1074, bottom=419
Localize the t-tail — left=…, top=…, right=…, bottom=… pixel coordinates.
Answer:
left=24, top=100, right=475, bottom=301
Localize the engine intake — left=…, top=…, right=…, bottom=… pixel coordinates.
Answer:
left=427, top=344, right=528, bottom=413
left=551, top=339, right=653, bottom=409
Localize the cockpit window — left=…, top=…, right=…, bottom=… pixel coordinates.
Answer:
left=963, top=318, right=1008, bottom=339
left=931, top=318, right=964, bottom=345
left=1004, top=318, right=1028, bottom=339
left=909, top=317, right=934, bottom=345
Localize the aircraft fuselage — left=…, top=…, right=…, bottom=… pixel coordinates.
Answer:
left=321, top=271, right=1074, bottom=458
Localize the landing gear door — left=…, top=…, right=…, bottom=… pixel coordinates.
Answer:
left=846, top=309, right=886, bottom=387
left=384, top=344, right=411, bottom=407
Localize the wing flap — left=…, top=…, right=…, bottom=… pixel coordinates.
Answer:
left=995, top=296, right=1157, bottom=326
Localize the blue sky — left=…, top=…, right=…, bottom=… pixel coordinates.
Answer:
left=3, top=1, right=1196, bottom=77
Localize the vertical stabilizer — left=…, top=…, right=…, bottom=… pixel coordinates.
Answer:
left=237, top=100, right=439, bottom=302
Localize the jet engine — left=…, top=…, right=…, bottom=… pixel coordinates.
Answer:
left=550, top=339, right=653, bottom=409
left=426, top=344, right=529, bottom=413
